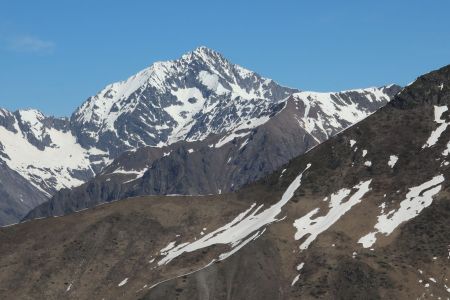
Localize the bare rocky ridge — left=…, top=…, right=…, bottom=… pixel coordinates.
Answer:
left=1, top=65, right=449, bottom=299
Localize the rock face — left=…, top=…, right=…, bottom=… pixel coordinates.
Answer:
left=1, top=65, right=449, bottom=299
left=0, top=47, right=400, bottom=225
left=0, top=160, right=48, bottom=225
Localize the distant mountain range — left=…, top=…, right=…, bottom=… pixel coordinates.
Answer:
left=0, top=47, right=400, bottom=225
left=1, top=63, right=448, bottom=299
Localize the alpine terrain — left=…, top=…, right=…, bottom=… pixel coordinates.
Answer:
left=0, top=47, right=400, bottom=225
left=0, top=63, right=449, bottom=299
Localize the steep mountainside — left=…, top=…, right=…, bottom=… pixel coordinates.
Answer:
left=25, top=85, right=400, bottom=220
left=1, top=65, right=449, bottom=299
left=0, top=160, right=47, bottom=225
left=0, top=47, right=399, bottom=225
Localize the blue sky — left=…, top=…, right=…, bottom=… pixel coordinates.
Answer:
left=1, top=0, right=449, bottom=116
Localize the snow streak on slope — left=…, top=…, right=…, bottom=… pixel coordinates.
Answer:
left=422, top=106, right=449, bottom=148
left=358, top=175, right=444, bottom=248
left=291, top=262, right=305, bottom=286
left=157, top=164, right=311, bottom=265
left=293, top=180, right=372, bottom=250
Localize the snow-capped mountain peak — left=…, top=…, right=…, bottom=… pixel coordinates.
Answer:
left=71, top=47, right=299, bottom=155
left=181, top=46, right=225, bottom=62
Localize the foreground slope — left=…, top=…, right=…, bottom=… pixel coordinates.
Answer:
left=1, top=66, right=448, bottom=299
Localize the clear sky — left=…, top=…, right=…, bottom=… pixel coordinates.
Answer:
left=1, top=0, right=449, bottom=117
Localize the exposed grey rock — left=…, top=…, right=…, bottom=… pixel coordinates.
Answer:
left=0, top=160, right=47, bottom=226
left=1, top=64, right=449, bottom=300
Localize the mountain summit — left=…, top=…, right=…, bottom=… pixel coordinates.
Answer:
left=71, top=46, right=298, bottom=155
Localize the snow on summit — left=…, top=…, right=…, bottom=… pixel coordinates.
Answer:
left=72, top=46, right=299, bottom=152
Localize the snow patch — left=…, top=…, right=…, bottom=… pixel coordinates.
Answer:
left=198, top=71, right=227, bottom=95
left=388, top=155, right=398, bottom=168
left=118, top=278, right=128, bottom=287
left=422, top=106, right=449, bottom=148
left=160, top=241, right=177, bottom=253
left=358, top=175, right=444, bottom=248
left=291, top=274, right=300, bottom=286
left=66, top=283, right=72, bottom=292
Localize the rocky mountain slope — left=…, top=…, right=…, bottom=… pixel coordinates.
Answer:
left=1, top=65, right=448, bottom=299
left=0, top=160, right=48, bottom=225
left=1, top=47, right=399, bottom=225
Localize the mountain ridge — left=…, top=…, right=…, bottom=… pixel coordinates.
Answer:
left=0, top=47, right=401, bottom=225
